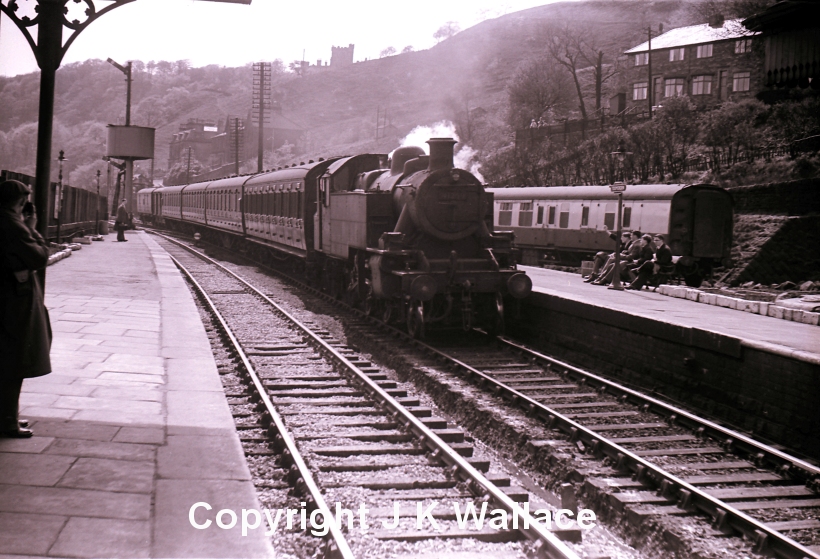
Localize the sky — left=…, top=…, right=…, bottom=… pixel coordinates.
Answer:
left=0, top=0, right=564, bottom=78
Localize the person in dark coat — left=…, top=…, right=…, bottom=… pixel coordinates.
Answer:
left=591, top=230, right=643, bottom=285
left=115, top=199, right=129, bottom=242
left=628, top=234, right=674, bottom=290
left=0, top=180, right=52, bottom=438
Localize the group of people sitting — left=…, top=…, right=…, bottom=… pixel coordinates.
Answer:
left=583, top=230, right=674, bottom=290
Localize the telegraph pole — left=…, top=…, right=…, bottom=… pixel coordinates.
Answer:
left=647, top=27, right=652, bottom=118
left=647, top=24, right=663, bottom=119
left=252, top=62, right=272, bottom=172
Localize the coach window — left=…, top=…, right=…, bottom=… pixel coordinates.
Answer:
left=518, top=202, right=533, bottom=227
left=548, top=206, right=556, bottom=225
left=559, top=203, right=570, bottom=228
left=498, top=203, right=513, bottom=226
left=623, top=207, right=632, bottom=228
left=604, top=203, right=615, bottom=230
left=536, top=206, right=544, bottom=225
left=581, top=206, right=590, bottom=227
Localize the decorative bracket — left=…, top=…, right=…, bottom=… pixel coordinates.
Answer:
left=0, top=0, right=136, bottom=69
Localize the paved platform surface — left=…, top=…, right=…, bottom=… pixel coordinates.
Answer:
left=0, top=230, right=273, bottom=558
left=524, top=266, right=819, bottom=363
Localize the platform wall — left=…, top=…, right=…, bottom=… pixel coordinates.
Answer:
left=509, top=292, right=820, bottom=459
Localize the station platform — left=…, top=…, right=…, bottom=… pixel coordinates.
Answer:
left=523, top=266, right=819, bottom=365
left=0, top=230, right=273, bottom=558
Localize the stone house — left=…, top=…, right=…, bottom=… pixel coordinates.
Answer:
left=623, top=16, right=763, bottom=113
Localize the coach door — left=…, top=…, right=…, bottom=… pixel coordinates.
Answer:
left=693, top=189, right=732, bottom=258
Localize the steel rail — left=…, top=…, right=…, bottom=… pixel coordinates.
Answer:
left=498, top=336, right=820, bottom=481
left=154, top=231, right=583, bottom=559
left=414, top=334, right=818, bottom=559
left=167, top=253, right=355, bottom=559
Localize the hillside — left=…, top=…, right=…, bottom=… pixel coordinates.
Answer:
left=0, top=0, right=703, bottom=187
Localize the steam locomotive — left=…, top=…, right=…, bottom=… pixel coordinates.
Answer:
left=138, top=138, right=531, bottom=337
left=487, top=184, right=734, bottom=287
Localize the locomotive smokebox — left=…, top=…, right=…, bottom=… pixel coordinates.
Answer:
left=427, top=138, right=457, bottom=172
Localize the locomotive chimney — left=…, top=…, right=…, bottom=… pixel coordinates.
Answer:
left=426, top=137, right=457, bottom=173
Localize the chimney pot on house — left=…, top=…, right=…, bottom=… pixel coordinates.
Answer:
left=709, top=14, right=724, bottom=28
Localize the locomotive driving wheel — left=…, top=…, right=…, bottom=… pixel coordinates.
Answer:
left=406, top=301, right=425, bottom=339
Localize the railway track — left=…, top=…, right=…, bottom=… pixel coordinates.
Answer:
left=154, top=233, right=593, bottom=559
left=422, top=336, right=820, bottom=559
left=150, top=228, right=819, bottom=558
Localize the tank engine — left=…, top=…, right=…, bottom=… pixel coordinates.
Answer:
left=358, top=138, right=531, bottom=336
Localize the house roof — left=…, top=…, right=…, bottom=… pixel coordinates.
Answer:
left=625, top=19, right=758, bottom=54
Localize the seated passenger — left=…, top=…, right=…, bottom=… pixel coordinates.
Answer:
left=627, top=234, right=673, bottom=290
left=623, top=234, right=656, bottom=282
left=584, top=230, right=630, bottom=282
left=590, top=230, right=642, bottom=285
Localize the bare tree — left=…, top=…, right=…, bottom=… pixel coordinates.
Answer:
left=434, top=22, right=460, bottom=42
left=379, top=47, right=396, bottom=58
left=578, top=44, right=622, bottom=113
left=507, top=59, right=571, bottom=128
left=546, top=25, right=589, bottom=122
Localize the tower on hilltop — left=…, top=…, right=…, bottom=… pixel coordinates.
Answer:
left=331, top=44, right=354, bottom=67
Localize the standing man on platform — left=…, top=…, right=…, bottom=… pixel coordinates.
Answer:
left=0, top=180, right=52, bottom=438
left=115, top=199, right=129, bottom=242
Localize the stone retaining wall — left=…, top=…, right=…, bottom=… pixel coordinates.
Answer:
left=509, top=291, right=820, bottom=459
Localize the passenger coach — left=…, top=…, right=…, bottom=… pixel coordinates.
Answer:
left=488, top=184, right=733, bottom=286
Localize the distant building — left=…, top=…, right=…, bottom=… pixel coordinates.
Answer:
left=244, top=105, right=305, bottom=156
left=167, top=108, right=306, bottom=183
left=167, top=119, right=221, bottom=170
left=623, top=16, right=762, bottom=112
left=331, top=44, right=355, bottom=67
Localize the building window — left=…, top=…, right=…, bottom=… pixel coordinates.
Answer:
left=692, top=75, right=713, bottom=95
left=733, top=71, right=751, bottom=92
left=669, top=48, right=685, bottom=62
left=634, top=52, right=648, bottom=66
left=633, top=82, right=648, bottom=101
left=664, top=78, right=686, bottom=97
left=735, top=39, right=752, bottom=53
left=696, top=44, right=713, bottom=58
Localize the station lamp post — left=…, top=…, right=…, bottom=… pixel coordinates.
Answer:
left=0, top=0, right=252, bottom=290
left=54, top=150, right=66, bottom=244
left=95, top=169, right=102, bottom=235
left=609, top=150, right=630, bottom=292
